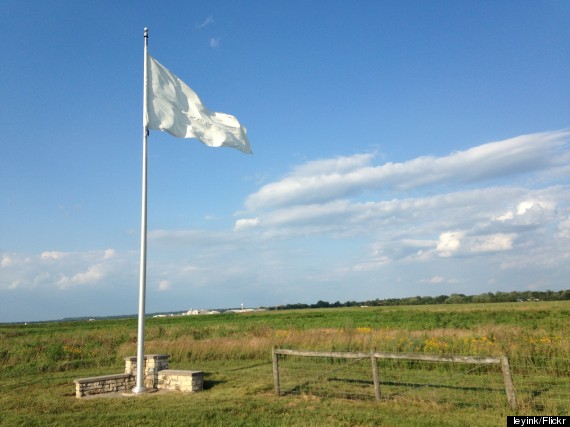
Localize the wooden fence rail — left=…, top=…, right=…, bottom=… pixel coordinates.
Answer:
left=272, top=348, right=516, bottom=409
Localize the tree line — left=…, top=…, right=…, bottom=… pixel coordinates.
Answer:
left=266, top=289, right=570, bottom=311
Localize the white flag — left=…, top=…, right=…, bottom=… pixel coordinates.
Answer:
left=145, top=54, right=252, bottom=154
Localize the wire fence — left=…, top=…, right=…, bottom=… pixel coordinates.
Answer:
left=269, top=349, right=569, bottom=414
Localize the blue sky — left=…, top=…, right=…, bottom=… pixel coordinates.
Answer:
left=1, top=1, right=569, bottom=322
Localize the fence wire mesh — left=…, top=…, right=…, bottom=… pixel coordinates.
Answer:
left=271, top=350, right=569, bottom=414
left=511, top=362, right=569, bottom=414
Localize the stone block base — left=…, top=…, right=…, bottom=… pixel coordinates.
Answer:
left=158, top=369, right=204, bottom=392
left=124, top=354, right=170, bottom=390
left=74, top=373, right=135, bottom=398
left=73, top=355, right=204, bottom=397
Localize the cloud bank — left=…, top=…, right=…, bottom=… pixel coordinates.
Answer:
left=2, top=130, right=569, bottom=321
left=245, top=131, right=569, bottom=211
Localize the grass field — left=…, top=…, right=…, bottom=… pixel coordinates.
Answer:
left=0, top=301, right=568, bottom=426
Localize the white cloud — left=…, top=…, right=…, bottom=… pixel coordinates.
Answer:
left=196, top=16, right=214, bottom=29
left=0, top=248, right=131, bottom=291
left=421, top=276, right=445, bottom=284
left=469, top=234, right=515, bottom=253
left=234, top=217, right=260, bottom=231
left=434, top=232, right=515, bottom=258
left=158, top=280, right=171, bottom=291
left=245, top=131, right=569, bottom=211
left=1, top=255, right=14, bottom=267
left=262, top=200, right=351, bottom=229
left=292, top=153, right=375, bottom=176
left=239, top=186, right=506, bottom=241
left=103, top=248, right=116, bottom=259
left=210, top=37, right=220, bottom=48
left=41, top=251, right=68, bottom=260
left=496, top=199, right=556, bottom=224
left=436, top=232, right=464, bottom=257
left=353, top=255, right=392, bottom=271
left=558, top=217, right=570, bottom=239
left=57, top=263, right=106, bottom=289
left=232, top=132, right=570, bottom=290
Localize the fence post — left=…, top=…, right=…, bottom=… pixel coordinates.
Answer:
left=501, top=355, right=516, bottom=410
left=371, top=351, right=381, bottom=400
left=272, top=348, right=281, bottom=396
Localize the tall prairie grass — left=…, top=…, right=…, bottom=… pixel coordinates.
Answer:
left=123, top=324, right=567, bottom=375
left=1, top=301, right=568, bottom=376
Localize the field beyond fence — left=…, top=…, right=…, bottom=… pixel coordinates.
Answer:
left=0, top=301, right=568, bottom=426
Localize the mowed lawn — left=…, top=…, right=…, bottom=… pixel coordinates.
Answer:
left=1, top=301, right=568, bottom=426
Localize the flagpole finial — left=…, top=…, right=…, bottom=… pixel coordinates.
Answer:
left=144, top=27, right=148, bottom=38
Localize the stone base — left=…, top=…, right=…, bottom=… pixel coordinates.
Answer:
left=73, top=355, right=204, bottom=398
left=74, top=373, right=135, bottom=398
left=158, top=370, right=204, bottom=392
left=124, top=354, right=170, bottom=390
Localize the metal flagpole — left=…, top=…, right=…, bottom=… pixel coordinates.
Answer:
left=133, top=27, right=149, bottom=394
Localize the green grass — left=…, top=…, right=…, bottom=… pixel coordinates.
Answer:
left=0, top=301, right=568, bottom=426
left=0, top=362, right=511, bottom=426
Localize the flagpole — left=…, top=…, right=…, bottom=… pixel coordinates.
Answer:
left=133, top=27, right=149, bottom=394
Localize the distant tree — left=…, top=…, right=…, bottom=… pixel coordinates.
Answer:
left=403, top=296, right=420, bottom=305
left=263, top=288, right=569, bottom=311
left=434, top=295, right=449, bottom=304
left=472, top=292, right=493, bottom=303
left=285, top=303, right=309, bottom=310
left=445, top=294, right=467, bottom=304
left=313, top=300, right=330, bottom=308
